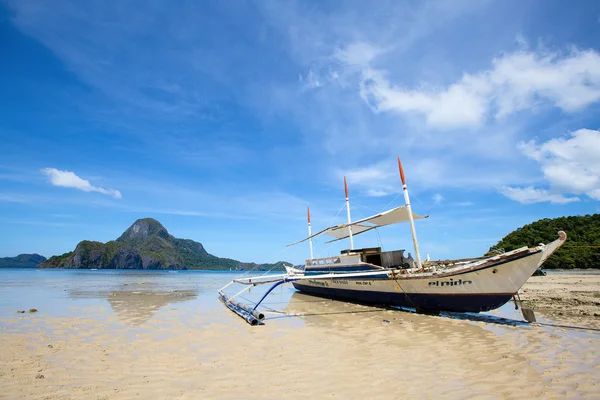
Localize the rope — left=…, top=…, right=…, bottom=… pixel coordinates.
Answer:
left=313, top=202, right=347, bottom=260
left=391, top=272, right=418, bottom=309
left=532, top=321, right=600, bottom=332
left=234, top=201, right=348, bottom=278
left=238, top=295, right=289, bottom=314
left=380, top=192, right=403, bottom=213
left=410, top=191, right=438, bottom=217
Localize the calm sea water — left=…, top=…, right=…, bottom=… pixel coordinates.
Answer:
left=0, top=269, right=294, bottom=327
left=0, top=267, right=548, bottom=328
left=1, top=268, right=596, bottom=333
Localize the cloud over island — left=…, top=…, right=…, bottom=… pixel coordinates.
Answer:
left=41, top=168, right=122, bottom=199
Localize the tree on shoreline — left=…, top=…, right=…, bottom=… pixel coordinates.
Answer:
left=488, top=214, right=600, bottom=269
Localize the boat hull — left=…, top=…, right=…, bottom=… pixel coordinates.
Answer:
left=291, top=282, right=512, bottom=312
left=291, top=243, right=558, bottom=313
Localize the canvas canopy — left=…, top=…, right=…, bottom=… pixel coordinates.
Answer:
left=287, top=205, right=427, bottom=246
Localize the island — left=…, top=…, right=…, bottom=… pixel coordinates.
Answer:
left=0, top=254, right=47, bottom=268
left=488, top=214, right=600, bottom=269
left=39, top=218, right=287, bottom=270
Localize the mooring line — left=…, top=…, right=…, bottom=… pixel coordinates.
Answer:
left=532, top=321, right=600, bottom=332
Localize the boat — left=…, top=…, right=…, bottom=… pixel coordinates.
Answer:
left=218, top=157, right=566, bottom=325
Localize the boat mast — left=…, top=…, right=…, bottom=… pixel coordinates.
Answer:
left=307, top=206, right=314, bottom=260
left=397, top=157, right=423, bottom=270
left=344, top=176, right=355, bottom=250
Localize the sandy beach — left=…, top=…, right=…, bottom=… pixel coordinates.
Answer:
left=0, top=269, right=598, bottom=399
left=520, top=272, right=600, bottom=322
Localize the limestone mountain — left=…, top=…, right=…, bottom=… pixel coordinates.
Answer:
left=0, top=254, right=47, bottom=268
left=39, top=218, right=285, bottom=270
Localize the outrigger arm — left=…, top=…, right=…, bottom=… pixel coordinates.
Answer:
left=219, top=268, right=403, bottom=326
left=219, top=276, right=294, bottom=326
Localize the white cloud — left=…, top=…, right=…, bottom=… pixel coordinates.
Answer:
left=500, top=128, right=600, bottom=204
left=499, top=186, right=579, bottom=205
left=359, top=68, right=489, bottom=128
left=299, top=69, right=322, bottom=89
left=455, top=201, right=474, bottom=207
left=366, top=189, right=390, bottom=197
left=41, top=168, right=122, bottom=199
left=432, top=193, right=444, bottom=205
left=335, top=42, right=384, bottom=67
left=353, top=48, right=600, bottom=129
left=341, top=162, right=401, bottom=196
left=344, top=164, right=394, bottom=186
left=518, top=129, right=600, bottom=200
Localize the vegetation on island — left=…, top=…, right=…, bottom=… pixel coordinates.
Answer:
left=0, top=254, right=47, bottom=268
left=488, top=214, right=600, bottom=269
left=39, top=218, right=287, bottom=271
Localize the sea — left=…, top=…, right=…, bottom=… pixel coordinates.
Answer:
left=1, top=268, right=599, bottom=398
left=1, top=267, right=595, bottom=330
left=0, top=268, right=292, bottom=327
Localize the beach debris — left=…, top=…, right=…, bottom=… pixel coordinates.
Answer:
left=35, top=374, right=45, bottom=379
left=382, top=319, right=391, bottom=324
left=29, top=308, right=38, bottom=313
left=47, top=344, right=53, bottom=349
left=17, top=310, right=25, bottom=314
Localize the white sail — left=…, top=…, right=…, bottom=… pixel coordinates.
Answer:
left=287, top=205, right=427, bottom=247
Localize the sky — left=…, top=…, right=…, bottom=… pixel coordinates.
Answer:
left=1, top=0, right=600, bottom=264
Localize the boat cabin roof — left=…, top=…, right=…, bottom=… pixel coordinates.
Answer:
left=340, top=247, right=382, bottom=255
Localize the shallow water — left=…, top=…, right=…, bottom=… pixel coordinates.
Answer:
left=1, top=268, right=598, bottom=399
left=0, top=268, right=547, bottom=330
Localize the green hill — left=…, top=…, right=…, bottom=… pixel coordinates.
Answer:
left=39, top=218, right=286, bottom=270
left=488, top=214, right=600, bottom=269
left=0, top=254, right=47, bottom=268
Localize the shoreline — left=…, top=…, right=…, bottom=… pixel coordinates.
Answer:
left=520, top=273, right=600, bottom=324
left=0, top=269, right=598, bottom=398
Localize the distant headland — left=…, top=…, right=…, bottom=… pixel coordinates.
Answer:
left=488, top=214, right=599, bottom=269
left=0, top=254, right=47, bottom=268
left=21, top=218, right=286, bottom=270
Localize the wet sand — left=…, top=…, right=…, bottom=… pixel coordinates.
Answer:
left=520, top=272, right=600, bottom=323
left=0, top=270, right=599, bottom=399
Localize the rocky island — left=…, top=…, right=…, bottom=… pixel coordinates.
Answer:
left=40, top=218, right=286, bottom=270
left=0, top=254, right=47, bottom=268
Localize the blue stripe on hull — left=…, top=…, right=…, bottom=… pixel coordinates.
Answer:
left=304, top=271, right=390, bottom=279
left=305, top=266, right=382, bottom=273
left=292, top=282, right=512, bottom=313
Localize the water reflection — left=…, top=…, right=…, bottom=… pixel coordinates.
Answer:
left=106, top=290, right=198, bottom=325
left=69, top=285, right=199, bottom=325
left=283, top=292, right=385, bottom=322
left=283, top=292, right=530, bottom=329
left=281, top=292, right=540, bottom=374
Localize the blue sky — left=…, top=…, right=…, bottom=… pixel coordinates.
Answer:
left=1, top=0, right=600, bottom=264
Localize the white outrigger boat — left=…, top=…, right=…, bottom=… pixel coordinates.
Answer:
left=219, top=157, right=566, bottom=325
